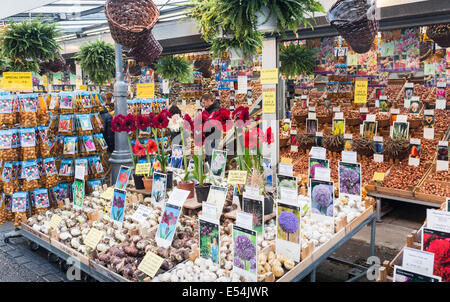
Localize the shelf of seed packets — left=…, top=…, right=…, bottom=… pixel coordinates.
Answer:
left=0, top=92, right=55, bottom=226
left=127, top=98, right=172, bottom=167
left=47, top=91, right=108, bottom=204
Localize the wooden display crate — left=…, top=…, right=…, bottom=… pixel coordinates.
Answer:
left=344, top=205, right=374, bottom=235
left=89, top=260, right=131, bottom=282
left=375, top=185, right=415, bottom=199
left=414, top=162, right=449, bottom=204
left=50, top=238, right=90, bottom=265
left=20, top=222, right=50, bottom=243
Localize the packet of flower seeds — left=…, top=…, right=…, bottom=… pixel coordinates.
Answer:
left=0, top=96, right=14, bottom=126
left=63, top=136, right=77, bottom=156
left=11, top=192, right=27, bottom=213
left=34, top=188, right=50, bottom=209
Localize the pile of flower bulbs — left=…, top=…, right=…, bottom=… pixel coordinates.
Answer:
left=333, top=195, right=367, bottom=224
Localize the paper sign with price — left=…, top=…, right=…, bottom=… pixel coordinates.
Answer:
left=280, top=157, right=292, bottom=164
left=100, top=187, right=114, bottom=200
left=84, top=228, right=105, bottom=249
left=263, top=88, right=276, bottom=113
left=354, top=79, right=368, bottom=104
left=227, top=170, right=247, bottom=185
left=260, top=68, right=278, bottom=85
left=138, top=251, right=164, bottom=278
left=3, top=72, right=33, bottom=91
left=137, top=83, right=155, bottom=98
left=49, top=215, right=62, bottom=229
left=372, top=172, right=385, bottom=182
left=135, top=163, right=151, bottom=175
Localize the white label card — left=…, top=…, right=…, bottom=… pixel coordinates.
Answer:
left=374, top=136, right=383, bottom=142
left=74, top=165, right=85, bottom=180
left=333, top=106, right=340, bottom=112
left=427, top=209, right=450, bottom=233
left=309, top=147, right=326, bottom=160
left=390, top=108, right=400, bottom=114
left=366, top=114, right=376, bottom=122
left=374, top=154, right=384, bottom=163
left=403, top=247, right=435, bottom=276
left=359, top=107, right=369, bottom=113
left=424, top=128, right=434, bottom=140
left=236, top=211, right=253, bottom=230
left=436, top=99, right=446, bottom=110
left=245, top=186, right=260, bottom=198
left=344, top=133, right=353, bottom=139
left=334, top=112, right=344, bottom=119
left=308, top=106, right=315, bottom=112
left=162, top=80, right=170, bottom=94
left=342, top=151, right=357, bottom=164
left=279, top=187, right=298, bottom=203
left=167, top=188, right=190, bottom=207
left=237, top=76, right=248, bottom=94
left=436, top=160, right=449, bottom=171
left=314, top=167, right=330, bottom=181
left=396, top=115, right=408, bottom=123
left=308, top=112, right=316, bottom=119
left=279, top=163, right=293, bottom=176
left=202, top=202, right=217, bottom=220
left=131, top=205, right=153, bottom=225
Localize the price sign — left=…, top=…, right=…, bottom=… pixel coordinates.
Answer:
left=372, top=172, right=385, bottom=182
left=227, top=170, right=247, bottom=185
left=49, top=215, right=62, bottom=229
left=138, top=252, right=165, bottom=278
left=3, top=72, right=33, bottom=91
left=354, top=79, right=368, bottom=103
left=100, top=187, right=114, bottom=200
left=263, top=88, right=276, bottom=113
left=280, top=157, right=293, bottom=164
left=137, top=83, right=155, bottom=98
left=84, top=228, right=105, bottom=249
left=135, top=163, right=151, bottom=175
left=260, top=68, right=278, bottom=85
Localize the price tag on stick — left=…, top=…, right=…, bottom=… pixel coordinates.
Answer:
left=138, top=252, right=164, bottom=278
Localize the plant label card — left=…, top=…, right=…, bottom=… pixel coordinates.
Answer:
left=210, top=149, right=227, bottom=179
left=206, top=185, right=227, bottom=220
left=308, top=106, right=315, bottom=112
left=409, top=96, right=420, bottom=114
left=74, top=164, right=85, bottom=181
left=279, top=187, right=298, bottom=203
left=373, top=136, right=384, bottom=162
left=436, top=82, right=447, bottom=110
left=130, top=204, right=153, bottom=225
left=342, top=151, right=357, bottom=164
left=402, top=247, right=435, bottom=276
left=426, top=209, right=450, bottom=233
left=156, top=203, right=182, bottom=248
left=242, top=193, right=264, bottom=238
left=314, top=167, right=330, bottom=182
left=308, top=158, right=329, bottom=181
left=408, top=138, right=421, bottom=166
left=332, top=119, right=345, bottom=135
left=333, top=106, right=341, bottom=113
left=393, top=265, right=441, bottom=282
left=84, top=228, right=104, bottom=250
left=276, top=201, right=301, bottom=262
left=309, top=179, right=334, bottom=232
left=359, top=107, right=369, bottom=114
left=49, top=214, right=62, bottom=230
left=391, top=121, right=409, bottom=140
left=232, top=225, right=257, bottom=282
left=279, top=163, right=293, bottom=176
left=306, top=118, right=318, bottom=135
left=167, top=188, right=190, bottom=207
left=366, top=114, right=376, bottom=122
left=362, top=120, right=377, bottom=139
left=277, top=175, right=297, bottom=200
left=170, top=145, right=183, bottom=170
left=138, top=251, right=164, bottom=278
left=423, top=110, right=435, bottom=140
left=110, top=189, right=127, bottom=226
left=236, top=210, right=253, bottom=231
left=436, top=141, right=449, bottom=171
left=338, top=162, right=362, bottom=200
left=152, top=172, right=167, bottom=204
left=237, top=76, right=247, bottom=94
left=199, top=215, right=221, bottom=265
left=245, top=185, right=261, bottom=199
left=263, top=158, right=273, bottom=193
left=72, top=179, right=85, bottom=210
left=309, top=147, right=327, bottom=160
left=422, top=228, right=450, bottom=282
left=202, top=202, right=217, bottom=221
left=114, top=166, right=132, bottom=191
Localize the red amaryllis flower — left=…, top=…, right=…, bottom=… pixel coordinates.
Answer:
left=132, top=139, right=146, bottom=156
left=146, top=139, right=158, bottom=154
left=232, top=106, right=249, bottom=127
left=136, top=115, right=151, bottom=131
left=147, top=113, right=155, bottom=128
left=160, top=109, right=172, bottom=119
left=124, top=114, right=137, bottom=132
left=111, top=114, right=126, bottom=132
left=265, top=127, right=274, bottom=145
left=193, top=110, right=210, bottom=131
left=244, top=130, right=258, bottom=149
left=211, top=108, right=231, bottom=132
left=153, top=111, right=170, bottom=129
left=183, top=114, right=194, bottom=131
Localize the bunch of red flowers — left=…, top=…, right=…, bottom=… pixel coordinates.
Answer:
left=111, top=110, right=172, bottom=133
left=189, top=109, right=231, bottom=147
left=243, top=126, right=274, bottom=149
left=424, top=233, right=450, bottom=282
left=232, top=106, right=250, bottom=128
left=132, top=138, right=158, bottom=156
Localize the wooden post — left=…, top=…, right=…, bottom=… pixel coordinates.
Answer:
left=406, top=234, right=414, bottom=247
left=377, top=266, right=387, bottom=282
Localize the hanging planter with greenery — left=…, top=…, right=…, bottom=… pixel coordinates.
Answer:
left=155, top=55, right=192, bottom=83
left=0, top=18, right=60, bottom=73
left=189, top=0, right=324, bottom=59
left=280, top=43, right=316, bottom=79
left=74, top=40, right=115, bottom=86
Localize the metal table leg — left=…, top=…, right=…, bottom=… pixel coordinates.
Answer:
left=376, top=198, right=382, bottom=222
left=310, top=268, right=316, bottom=282
left=370, top=217, right=376, bottom=257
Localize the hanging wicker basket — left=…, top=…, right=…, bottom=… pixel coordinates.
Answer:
left=105, top=0, right=160, bottom=48
left=427, top=23, right=450, bottom=48
left=128, top=31, right=162, bottom=66
left=40, top=51, right=66, bottom=74
left=327, top=0, right=378, bottom=54
left=194, top=59, right=212, bottom=78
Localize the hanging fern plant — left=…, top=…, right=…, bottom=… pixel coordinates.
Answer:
left=155, top=55, right=192, bottom=83
left=210, top=30, right=263, bottom=62
left=280, top=43, right=316, bottom=79
left=0, top=18, right=60, bottom=64
left=74, top=40, right=115, bottom=86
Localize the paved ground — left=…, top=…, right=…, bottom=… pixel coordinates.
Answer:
left=0, top=199, right=428, bottom=282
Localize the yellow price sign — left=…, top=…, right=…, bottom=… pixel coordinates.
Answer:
left=260, top=68, right=279, bottom=85
left=3, top=72, right=33, bottom=91
left=138, top=252, right=165, bottom=278
left=372, top=172, right=385, bottom=182
left=43, top=75, right=48, bottom=88
left=263, top=88, right=276, bottom=113
left=280, top=157, right=293, bottom=164
left=84, top=228, right=105, bottom=249
left=354, top=79, right=368, bottom=104
left=137, top=83, right=155, bottom=98
left=49, top=215, right=62, bottom=229
left=100, top=187, right=114, bottom=200
left=135, top=163, right=151, bottom=175
left=227, top=170, right=248, bottom=185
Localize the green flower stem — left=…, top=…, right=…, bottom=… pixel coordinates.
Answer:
left=181, top=128, right=190, bottom=182
left=127, top=136, right=136, bottom=170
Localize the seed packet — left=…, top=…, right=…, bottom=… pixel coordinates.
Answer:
left=21, top=160, right=39, bottom=191
left=58, top=114, right=73, bottom=133
left=20, top=128, right=37, bottom=161
left=63, top=136, right=77, bottom=156
left=0, top=130, right=14, bottom=161
left=12, top=192, right=27, bottom=213
left=87, top=179, right=102, bottom=192
left=94, top=133, right=108, bottom=151
left=74, top=158, right=89, bottom=178
left=83, top=135, right=96, bottom=153
left=37, top=126, right=50, bottom=158
left=37, top=94, right=49, bottom=125
left=59, top=92, right=74, bottom=111
left=0, top=96, right=14, bottom=126
left=19, top=94, right=38, bottom=127
left=34, top=188, right=49, bottom=209
left=141, top=99, right=153, bottom=114
left=2, top=162, right=13, bottom=195
left=77, top=114, right=93, bottom=132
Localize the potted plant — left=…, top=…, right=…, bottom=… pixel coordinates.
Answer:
left=155, top=55, right=192, bottom=83
left=0, top=18, right=60, bottom=73
left=280, top=43, right=316, bottom=80
left=74, top=40, right=115, bottom=86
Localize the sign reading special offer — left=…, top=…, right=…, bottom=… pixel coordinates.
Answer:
left=3, top=72, right=33, bottom=91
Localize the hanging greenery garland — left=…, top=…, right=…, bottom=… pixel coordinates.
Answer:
left=74, top=40, right=116, bottom=86
left=155, top=55, right=192, bottom=83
